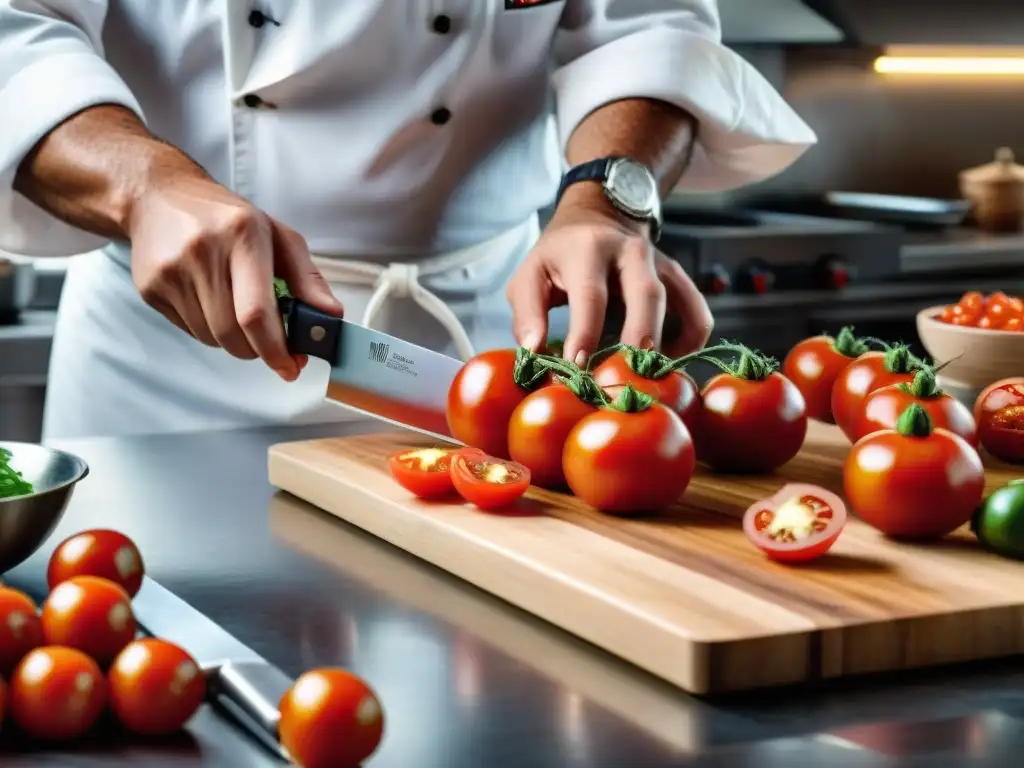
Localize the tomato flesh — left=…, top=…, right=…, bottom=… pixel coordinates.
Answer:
left=508, top=383, right=595, bottom=489
left=387, top=448, right=456, bottom=499
left=108, top=638, right=206, bottom=735
left=10, top=646, right=107, bottom=741
left=0, top=587, right=43, bottom=677
left=41, top=575, right=136, bottom=667
left=451, top=451, right=530, bottom=510
left=743, top=484, right=846, bottom=563
left=47, top=529, right=145, bottom=598
left=975, top=378, right=1024, bottom=464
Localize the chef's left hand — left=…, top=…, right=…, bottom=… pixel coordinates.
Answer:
left=506, top=189, right=713, bottom=365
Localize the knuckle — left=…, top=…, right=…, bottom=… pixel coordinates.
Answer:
left=236, top=304, right=270, bottom=332
left=638, top=278, right=666, bottom=304
left=224, top=206, right=267, bottom=239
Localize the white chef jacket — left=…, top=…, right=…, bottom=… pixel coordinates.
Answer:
left=0, top=0, right=817, bottom=440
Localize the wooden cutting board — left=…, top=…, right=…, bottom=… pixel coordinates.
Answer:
left=267, top=422, right=1023, bottom=695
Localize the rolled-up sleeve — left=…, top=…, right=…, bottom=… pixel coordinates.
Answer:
left=0, top=0, right=144, bottom=256
left=552, top=0, right=817, bottom=192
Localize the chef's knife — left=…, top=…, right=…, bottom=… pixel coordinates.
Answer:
left=132, top=577, right=293, bottom=761
left=276, top=286, right=463, bottom=442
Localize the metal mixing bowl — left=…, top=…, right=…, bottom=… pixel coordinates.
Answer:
left=0, top=442, right=89, bottom=572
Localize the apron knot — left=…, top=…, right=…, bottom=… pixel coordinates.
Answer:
left=376, top=262, right=419, bottom=299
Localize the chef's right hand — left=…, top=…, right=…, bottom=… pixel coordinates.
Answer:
left=126, top=177, right=344, bottom=381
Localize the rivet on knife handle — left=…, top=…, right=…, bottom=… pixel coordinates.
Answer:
left=274, top=278, right=343, bottom=365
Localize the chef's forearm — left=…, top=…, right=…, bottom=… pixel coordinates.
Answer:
left=14, top=104, right=209, bottom=241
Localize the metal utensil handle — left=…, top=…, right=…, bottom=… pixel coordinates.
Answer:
left=213, top=660, right=294, bottom=762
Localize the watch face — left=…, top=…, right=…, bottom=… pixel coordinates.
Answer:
left=607, top=160, right=657, bottom=214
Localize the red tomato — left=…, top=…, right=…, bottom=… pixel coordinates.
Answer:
left=591, top=349, right=700, bottom=428
left=278, top=668, right=385, bottom=768
left=508, top=382, right=596, bottom=489
left=563, top=394, right=695, bottom=514
left=450, top=450, right=531, bottom=509
left=843, top=404, right=985, bottom=539
left=852, top=370, right=978, bottom=446
left=108, top=638, right=206, bottom=735
left=41, top=576, right=136, bottom=667
left=782, top=328, right=869, bottom=424
left=10, top=646, right=107, bottom=741
left=693, top=371, right=807, bottom=474
left=446, top=348, right=552, bottom=458
left=47, top=529, right=145, bottom=598
left=0, top=587, right=43, bottom=677
left=938, top=305, right=956, bottom=324
left=974, top=377, right=1024, bottom=463
left=387, top=448, right=456, bottom=499
left=960, top=291, right=985, bottom=312
left=1004, top=316, right=1024, bottom=332
left=743, top=484, right=847, bottom=563
left=831, top=347, right=920, bottom=440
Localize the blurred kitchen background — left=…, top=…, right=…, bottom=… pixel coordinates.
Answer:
left=3, top=0, right=1024, bottom=442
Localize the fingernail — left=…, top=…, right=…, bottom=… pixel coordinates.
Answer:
left=639, top=335, right=655, bottom=350
left=521, top=331, right=541, bottom=351
left=574, top=350, right=588, bottom=367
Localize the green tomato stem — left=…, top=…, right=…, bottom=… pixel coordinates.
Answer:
left=606, top=383, right=654, bottom=413
left=895, top=403, right=933, bottom=438
left=831, top=326, right=870, bottom=358
left=898, top=368, right=943, bottom=398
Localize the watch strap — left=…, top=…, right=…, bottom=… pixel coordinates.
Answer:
left=554, top=158, right=614, bottom=207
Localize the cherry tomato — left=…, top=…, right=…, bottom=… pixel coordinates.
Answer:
left=831, top=346, right=920, bottom=440
left=0, top=587, right=43, bottom=677
left=852, top=369, right=978, bottom=446
left=41, top=576, right=136, bottom=667
left=844, top=404, right=984, bottom=539
left=446, top=348, right=551, bottom=458
left=591, top=349, right=700, bottom=428
left=10, top=646, right=107, bottom=741
left=450, top=450, right=531, bottom=509
left=938, top=305, right=956, bottom=324
left=1004, top=315, right=1024, bottom=332
left=508, top=382, right=596, bottom=489
left=108, top=638, right=206, bottom=735
left=278, top=668, right=385, bottom=768
left=47, top=529, right=145, bottom=598
left=693, top=370, right=807, bottom=474
left=387, top=448, right=456, bottom=499
left=782, top=328, right=869, bottom=424
left=563, top=393, right=695, bottom=513
left=974, top=377, right=1024, bottom=463
left=959, top=291, right=985, bottom=313
left=743, top=484, right=847, bottom=563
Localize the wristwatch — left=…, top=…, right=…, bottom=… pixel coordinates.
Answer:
left=555, top=156, right=664, bottom=243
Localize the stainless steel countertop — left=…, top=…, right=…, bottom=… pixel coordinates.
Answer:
left=2, top=421, right=1024, bottom=766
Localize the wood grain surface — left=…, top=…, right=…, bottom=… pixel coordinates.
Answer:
left=267, top=422, right=1024, bottom=695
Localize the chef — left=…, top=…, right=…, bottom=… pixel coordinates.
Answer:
left=0, top=1, right=815, bottom=440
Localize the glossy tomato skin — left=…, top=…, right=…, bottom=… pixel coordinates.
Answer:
left=693, top=373, right=808, bottom=473
left=10, top=646, right=107, bottom=741
left=853, top=385, right=978, bottom=446
left=0, top=587, right=43, bottom=677
left=279, top=668, right=385, bottom=768
left=386, top=448, right=456, bottom=499
left=47, top=529, right=145, bottom=598
left=974, top=377, right=1024, bottom=464
left=831, top=352, right=916, bottom=440
left=742, top=484, right=847, bottom=564
left=591, top=353, right=700, bottom=429
left=508, top=383, right=596, bottom=489
left=563, top=403, right=695, bottom=514
left=108, top=638, right=206, bottom=735
left=782, top=336, right=860, bottom=424
left=41, top=576, right=136, bottom=667
left=450, top=451, right=531, bottom=509
left=844, top=429, right=985, bottom=539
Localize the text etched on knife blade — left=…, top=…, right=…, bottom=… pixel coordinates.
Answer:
left=368, top=342, right=418, bottom=377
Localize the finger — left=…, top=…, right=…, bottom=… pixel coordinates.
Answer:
left=274, top=224, right=344, bottom=316
left=136, top=263, right=216, bottom=346
left=659, top=255, right=714, bottom=356
left=617, top=242, right=666, bottom=350
left=147, top=295, right=194, bottom=339
left=560, top=258, right=608, bottom=367
left=191, top=245, right=259, bottom=361
left=172, top=282, right=219, bottom=347
left=506, top=258, right=550, bottom=351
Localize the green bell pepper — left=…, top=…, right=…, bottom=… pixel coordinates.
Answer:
left=972, top=478, right=1024, bottom=560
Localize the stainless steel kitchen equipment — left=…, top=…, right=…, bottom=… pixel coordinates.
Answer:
left=0, top=255, right=36, bottom=325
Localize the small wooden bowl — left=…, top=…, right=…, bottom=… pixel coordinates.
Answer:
left=917, top=306, right=1024, bottom=399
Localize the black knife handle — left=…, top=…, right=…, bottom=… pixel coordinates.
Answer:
left=277, top=294, right=342, bottom=366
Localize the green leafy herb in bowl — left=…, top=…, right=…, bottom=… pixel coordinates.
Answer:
left=0, top=448, right=34, bottom=499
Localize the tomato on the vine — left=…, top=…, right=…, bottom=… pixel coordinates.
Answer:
left=108, top=638, right=206, bottom=735
left=844, top=404, right=984, bottom=539
left=692, top=352, right=807, bottom=473
left=831, top=345, right=921, bottom=440
left=562, top=386, right=695, bottom=514
left=508, top=380, right=596, bottom=489
left=47, top=528, right=145, bottom=598
left=0, top=587, right=42, bottom=677
left=10, top=646, right=107, bottom=741
left=852, top=368, right=978, bottom=446
left=450, top=450, right=531, bottom=510
left=446, top=348, right=551, bottom=458
left=742, top=484, right=847, bottom=563
left=974, top=377, right=1024, bottom=464
left=278, top=668, right=385, bottom=768
left=782, top=327, right=870, bottom=424
left=387, top=448, right=457, bottom=499
left=591, top=347, right=700, bottom=428
left=41, top=575, right=136, bottom=667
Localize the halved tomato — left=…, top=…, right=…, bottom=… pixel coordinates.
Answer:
left=387, top=448, right=457, bottom=499
left=450, top=450, right=531, bottom=510
left=742, top=484, right=847, bottom=564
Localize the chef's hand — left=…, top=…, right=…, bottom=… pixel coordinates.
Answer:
left=127, top=176, right=343, bottom=381
left=506, top=188, right=713, bottom=365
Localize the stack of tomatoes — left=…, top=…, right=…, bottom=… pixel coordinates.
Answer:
left=936, top=290, right=1024, bottom=330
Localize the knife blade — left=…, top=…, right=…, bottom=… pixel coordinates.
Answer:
left=132, top=577, right=293, bottom=761
left=278, top=291, right=463, bottom=442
